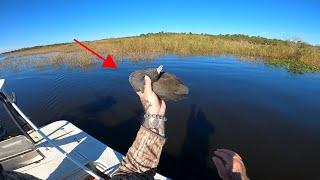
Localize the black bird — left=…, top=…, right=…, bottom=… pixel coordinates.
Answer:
left=129, top=65, right=189, bottom=101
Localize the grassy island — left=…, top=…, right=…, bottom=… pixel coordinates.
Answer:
left=1, top=32, right=320, bottom=73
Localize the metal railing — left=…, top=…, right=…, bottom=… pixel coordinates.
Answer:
left=0, top=82, right=103, bottom=179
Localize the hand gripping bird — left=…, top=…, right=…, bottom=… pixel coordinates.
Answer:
left=129, top=65, right=189, bottom=101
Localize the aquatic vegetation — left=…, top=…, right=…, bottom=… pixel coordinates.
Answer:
left=266, top=58, right=320, bottom=74
left=1, top=32, right=320, bottom=72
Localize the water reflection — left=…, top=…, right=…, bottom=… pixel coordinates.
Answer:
left=61, top=96, right=118, bottom=121
left=180, top=104, right=216, bottom=179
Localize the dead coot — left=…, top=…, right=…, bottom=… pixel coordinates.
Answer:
left=129, top=65, right=189, bottom=101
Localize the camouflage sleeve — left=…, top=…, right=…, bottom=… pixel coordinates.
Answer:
left=112, top=126, right=166, bottom=179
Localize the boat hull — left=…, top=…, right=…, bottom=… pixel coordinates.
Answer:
left=14, top=120, right=168, bottom=179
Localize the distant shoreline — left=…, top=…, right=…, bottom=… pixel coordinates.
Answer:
left=1, top=32, right=320, bottom=73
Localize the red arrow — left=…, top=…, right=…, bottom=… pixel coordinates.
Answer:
left=74, top=39, right=117, bottom=69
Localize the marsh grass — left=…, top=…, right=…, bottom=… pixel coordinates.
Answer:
left=1, top=32, right=320, bottom=72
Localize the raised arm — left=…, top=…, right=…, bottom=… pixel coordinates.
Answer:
left=112, top=76, right=167, bottom=179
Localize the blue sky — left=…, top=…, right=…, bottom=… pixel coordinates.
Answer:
left=1, top=0, right=319, bottom=53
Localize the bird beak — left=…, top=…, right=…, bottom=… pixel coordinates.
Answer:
left=157, top=65, right=163, bottom=74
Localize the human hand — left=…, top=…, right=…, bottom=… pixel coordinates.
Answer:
left=136, top=75, right=166, bottom=116
left=212, top=149, right=249, bottom=180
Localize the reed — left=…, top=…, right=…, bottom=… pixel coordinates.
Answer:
left=1, top=32, right=320, bottom=73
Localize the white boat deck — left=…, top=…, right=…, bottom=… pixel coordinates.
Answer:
left=15, top=120, right=168, bottom=179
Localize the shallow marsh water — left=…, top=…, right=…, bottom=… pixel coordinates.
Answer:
left=0, top=56, right=320, bottom=179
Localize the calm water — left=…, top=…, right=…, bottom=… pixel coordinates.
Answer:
left=1, top=56, right=320, bottom=179
left=0, top=55, right=5, bottom=61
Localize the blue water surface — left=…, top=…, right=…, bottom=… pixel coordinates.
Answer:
left=0, top=56, right=319, bottom=179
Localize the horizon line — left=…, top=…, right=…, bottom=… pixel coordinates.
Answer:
left=1, top=31, right=318, bottom=54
